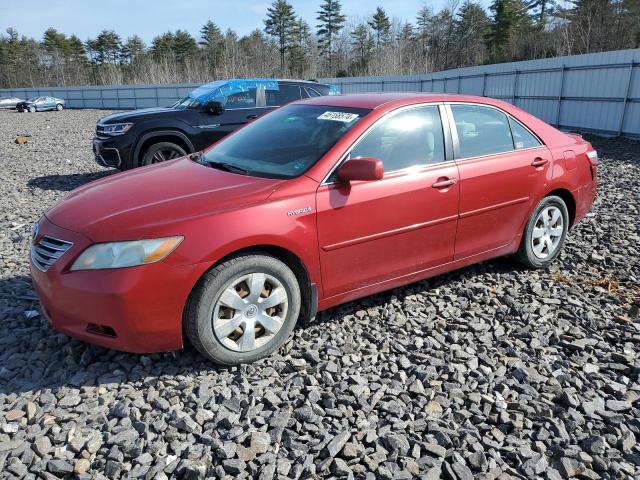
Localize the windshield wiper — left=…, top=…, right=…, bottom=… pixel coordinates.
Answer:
left=205, top=160, right=250, bottom=175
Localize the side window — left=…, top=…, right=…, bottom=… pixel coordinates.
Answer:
left=350, top=105, right=445, bottom=172
left=267, top=85, right=302, bottom=106
left=305, top=87, right=322, bottom=97
left=509, top=117, right=541, bottom=149
left=451, top=104, right=514, bottom=158
left=223, top=88, right=257, bottom=109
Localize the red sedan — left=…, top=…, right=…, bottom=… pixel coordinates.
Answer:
left=30, top=93, right=598, bottom=364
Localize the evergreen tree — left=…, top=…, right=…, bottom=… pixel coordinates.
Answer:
left=91, top=30, right=122, bottom=64
left=67, top=35, right=87, bottom=63
left=151, top=32, right=176, bottom=58
left=289, top=17, right=311, bottom=76
left=200, top=20, right=224, bottom=67
left=369, top=6, right=391, bottom=47
left=416, top=6, right=434, bottom=70
left=121, top=35, right=145, bottom=63
left=487, top=0, right=532, bottom=62
left=350, top=23, right=374, bottom=73
left=43, top=28, right=69, bottom=56
left=264, top=0, right=296, bottom=72
left=454, top=1, right=490, bottom=67
left=316, top=0, right=346, bottom=74
left=526, top=0, right=557, bottom=28
left=173, top=30, right=197, bottom=61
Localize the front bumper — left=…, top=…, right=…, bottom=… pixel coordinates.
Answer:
left=30, top=217, right=203, bottom=353
left=93, top=136, right=130, bottom=169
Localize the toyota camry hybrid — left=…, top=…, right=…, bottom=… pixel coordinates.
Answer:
left=30, top=93, right=598, bottom=365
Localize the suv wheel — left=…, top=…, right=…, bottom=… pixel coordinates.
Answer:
left=140, top=141, right=187, bottom=166
left=56, top=104, right=63, bottom=111
left=515, top=195, right=569, bottom=268
left=185, top=254, right=302, bottom=365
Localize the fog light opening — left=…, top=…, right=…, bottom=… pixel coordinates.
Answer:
left=86, top=323, right=117, bottom=338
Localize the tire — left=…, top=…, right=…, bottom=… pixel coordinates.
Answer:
left=56, top=104, right=63, bottom=111
left=28, top=106, right=36, bottom=113
left=515, top=195, right=569, bottom=269
left=140, top=141, right=187, bottom=166
left=184, top=254, right=302, bottom=365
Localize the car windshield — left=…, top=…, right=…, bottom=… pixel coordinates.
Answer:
left=202, top=104, right=370, bottom=179
left=27, top=97, right=39, bottom=102
left=173, top=96, right=202, bottom=110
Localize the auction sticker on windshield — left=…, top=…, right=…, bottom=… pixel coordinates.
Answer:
left=317, top=111, right=360, bottom=122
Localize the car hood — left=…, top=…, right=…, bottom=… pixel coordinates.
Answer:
left=99, top=107, right=178, bottom=124
left=45, top=158, right=284, bottom=241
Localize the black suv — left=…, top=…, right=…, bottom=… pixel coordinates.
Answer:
left=93, top=79, right=338, bottom=170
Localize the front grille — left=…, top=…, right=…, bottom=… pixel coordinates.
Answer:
left=31, top=236, right=73, bottom=272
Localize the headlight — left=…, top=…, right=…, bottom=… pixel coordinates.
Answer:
left=101, top=122, right=133, bottom=135
left=70, top=236, right=183, bottom=271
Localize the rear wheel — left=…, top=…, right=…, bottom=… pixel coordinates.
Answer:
left=184, top=254, right=302, bottom=365
left=515, top=195, right=569, bottom=268
left=56, top=103, right=63, bottom=111
left=140, top=141, right=187, bottom=166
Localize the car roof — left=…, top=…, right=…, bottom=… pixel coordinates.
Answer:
left=298, top=92, right=510, bottom=110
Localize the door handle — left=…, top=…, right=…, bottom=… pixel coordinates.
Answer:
left=531, top=157, right=549, bottom=168
left=432, top=178, right=458, bottom=189
left=246, top=114, right=259, bottom=120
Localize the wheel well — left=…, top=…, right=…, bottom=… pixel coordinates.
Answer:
left=547, top=188, right=576, bottom=227
left=137, top=134, right=191, bottom=164
left=194, top=245, right=315, bottom=322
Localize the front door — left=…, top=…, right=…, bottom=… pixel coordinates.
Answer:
left=316, top=104, right=460, bottom=299
left=191, top=86, right=270, bottom=150
left=448, top=103, right=551, bottom=259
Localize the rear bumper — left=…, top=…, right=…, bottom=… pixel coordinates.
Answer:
left=30, top=217, right=203, bottom=353
left=574, top=178, right=597, bottom=224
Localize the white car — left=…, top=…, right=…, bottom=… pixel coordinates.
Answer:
left=0, top=97, right=23, bottom=109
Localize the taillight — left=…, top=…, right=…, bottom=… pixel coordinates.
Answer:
left=586, top=150, right=598, bottom=180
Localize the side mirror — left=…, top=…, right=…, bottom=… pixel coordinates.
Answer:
left=204, top=100, right=225, bottom=115
left=337, top=157, right=384, bottom=183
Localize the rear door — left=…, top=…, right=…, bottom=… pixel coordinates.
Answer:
left=316, top=104, right=460, bottom=298
left=447, top=103, right=551, bottom=259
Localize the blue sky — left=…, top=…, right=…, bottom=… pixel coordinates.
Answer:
left=1, top=0, right=464, bottom=43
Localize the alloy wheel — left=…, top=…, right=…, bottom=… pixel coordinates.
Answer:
left=531, top=205, right=564, bottom=259
left=152, top=147, right=183, bottom=163
left=212, top=272, right=288, bottom=352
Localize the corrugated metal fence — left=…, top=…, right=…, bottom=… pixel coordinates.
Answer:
left=0, top=82, right=201, bottom=111
left=320, top=49, right=640, bottom=137
left=1, top=48, right=638, bottom=137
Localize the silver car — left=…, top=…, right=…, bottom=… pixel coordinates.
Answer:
left=0, top=97, right=23, bottom=109
left=17, top=96, right=65, bottom=112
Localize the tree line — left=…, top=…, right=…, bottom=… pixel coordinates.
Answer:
left=0, top=0, right=638, bottom=88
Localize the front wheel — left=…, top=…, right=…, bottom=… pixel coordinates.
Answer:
left=140, top=141, right=187, bottom=166
left=56, top=104, right=63, bottom=111
left=515, top=195, right=569, bottom=268
left=184, top=254, right=302, bottom=365
left=28, top=106, right=36, bottom=113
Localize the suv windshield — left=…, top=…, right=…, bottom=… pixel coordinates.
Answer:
left=203, top=104, right=370, bottom=179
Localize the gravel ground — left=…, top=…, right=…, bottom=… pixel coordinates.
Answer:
left=0, top=108, right=639, bottom=480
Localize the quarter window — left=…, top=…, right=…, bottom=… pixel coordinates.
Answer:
left=509, top=117, right=542, bottom=149
left=451, top=104, right=514, bottom=158
left=349, top=105, right=446, bottom=172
